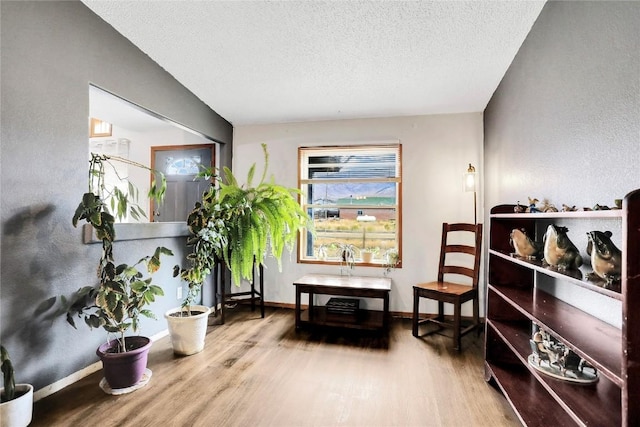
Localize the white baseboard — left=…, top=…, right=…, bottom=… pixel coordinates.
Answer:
left=33, top=329, right=169, bottom=402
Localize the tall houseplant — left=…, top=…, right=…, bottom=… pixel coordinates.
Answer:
left=62, top=154, right=172, bottom=389
left=172, top=143, right=311, bottom=316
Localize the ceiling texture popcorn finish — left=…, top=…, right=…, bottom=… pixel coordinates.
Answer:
left=82, top=1, right=545, bottom=125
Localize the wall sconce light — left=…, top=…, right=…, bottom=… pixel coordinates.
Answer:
left=90, top=117, right=112, bottom=138
left=464, top=163, right=477, bottom=224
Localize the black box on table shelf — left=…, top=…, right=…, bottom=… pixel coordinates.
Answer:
left=326, top=297, right=360, bottom=315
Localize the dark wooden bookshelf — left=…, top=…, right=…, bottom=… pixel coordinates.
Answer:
left=485, top=189, right=640, bottom=426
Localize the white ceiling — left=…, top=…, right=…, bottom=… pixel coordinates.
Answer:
left=83, top=1, right=545, bottom=126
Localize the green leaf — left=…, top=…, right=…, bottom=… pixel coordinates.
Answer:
left=140, top=309, right=156, bottom=319
left=149, top=285, right=164, bottom=296
left=130, top=280, right=147, bottom=293
left=222, top=166, right=238, bottom=187
left=246, top=163, right=256, bottom=188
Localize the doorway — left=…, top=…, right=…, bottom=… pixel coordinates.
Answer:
left=151, top=144, right=216, bottom=222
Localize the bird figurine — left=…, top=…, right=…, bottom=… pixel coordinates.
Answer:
left=543, top=224, right=583, bottom=270
left=510, top=228, right=542, bottom=260
left=586, top=230, right=622, bottom=287
left=525, top=197, right=540, bottom=213
left=540, top=199, right=558, bottom=212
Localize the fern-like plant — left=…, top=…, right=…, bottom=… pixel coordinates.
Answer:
left=175, top=144, right=312, bottom=296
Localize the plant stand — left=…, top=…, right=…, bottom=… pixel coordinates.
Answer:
left=213, top=258, right=264, bottom=324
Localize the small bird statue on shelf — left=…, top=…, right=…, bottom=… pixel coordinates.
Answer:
left=510, top=228, right=542, bottom=260
left=543, top=224, right=583, bottom=270
left=586, top=230, right=622, bottom=288
left=525, top=197, right=540, bottom=213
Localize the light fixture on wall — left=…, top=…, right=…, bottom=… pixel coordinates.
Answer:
left=464, top=163, right=477, bottom=224
left=90, top=117, right=112, bottom=138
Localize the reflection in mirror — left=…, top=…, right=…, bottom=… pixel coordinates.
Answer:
left=89, top=85, right=219, bottom=223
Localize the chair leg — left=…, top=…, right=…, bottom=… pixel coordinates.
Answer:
left=437, top=301, right=444, bottom=321
left=453, top=302, right=461, bottom=351
left=412, top=288, right=420, bottom=337
left=473, top=295, right=481, bottom=336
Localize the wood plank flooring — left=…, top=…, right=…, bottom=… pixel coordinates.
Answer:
left=32, top=306, right=519, bottom=427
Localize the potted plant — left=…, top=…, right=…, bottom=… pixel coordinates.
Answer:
left=164, top=214, right=216, bottom=356
left=170, top=144, right=311, bottom=345
left=1, top=346, right=33, bottom=427
left=316, top=242, right=357, bottom=273
left=360, top=247, right=379, bottom=264
left=165, top=197, right=221, bottom=356
left=382, top=248, right=400, bottom=276
left=61, top=154, right=173, bottom=390
left=338, top=243, right=357, bottom=275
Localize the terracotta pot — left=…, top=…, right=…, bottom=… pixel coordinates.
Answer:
left=96, top=336, right=152, bottom=389
left=165, top=305, right=211, bottom=356
left=0, top=384, right=33, bottom=427
left=361, top=251, right=373, bottom=263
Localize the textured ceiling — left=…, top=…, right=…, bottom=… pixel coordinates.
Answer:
left=83, top=1, right=545, bottom=126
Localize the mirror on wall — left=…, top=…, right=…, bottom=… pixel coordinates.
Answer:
left=89, top=85, right=218, bottom=223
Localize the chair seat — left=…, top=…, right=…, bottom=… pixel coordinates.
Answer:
left=414, top=281, right=475, bottom=297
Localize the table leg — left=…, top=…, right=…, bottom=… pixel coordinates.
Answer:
left=295, top=286, right=301, bottom=331
left=308, top=292, right=315, bottom=321
left=383, top=292, right=390, bottom=330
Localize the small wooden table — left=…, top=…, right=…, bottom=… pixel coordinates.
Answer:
left=293, top=274, right=392, bottom=332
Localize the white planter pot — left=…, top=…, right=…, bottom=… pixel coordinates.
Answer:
left=165, top=305, right=211, bottom=356
left=1, top=384, right=33, bottom=427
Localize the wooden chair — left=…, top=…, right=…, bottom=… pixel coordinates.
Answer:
left=412, top=222, right=483, bottom=350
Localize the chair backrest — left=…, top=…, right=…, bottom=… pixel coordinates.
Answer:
left=437, top=222, right=483, bottom=288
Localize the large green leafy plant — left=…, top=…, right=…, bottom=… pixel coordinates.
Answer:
left=63, top=154, right=172, bottom=352
left=174, top=144, right=312, bottom=306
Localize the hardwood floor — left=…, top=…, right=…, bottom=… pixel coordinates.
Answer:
left=33, top=306, right=519, bottom=427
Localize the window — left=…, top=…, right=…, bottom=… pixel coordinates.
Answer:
left=298, top=144, right=402, bottom=267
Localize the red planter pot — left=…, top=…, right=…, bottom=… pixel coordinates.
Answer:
left=96, top=336, right=152, bottom=389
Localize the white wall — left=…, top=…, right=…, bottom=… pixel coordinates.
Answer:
left=233, top=113, right=483, bottom=315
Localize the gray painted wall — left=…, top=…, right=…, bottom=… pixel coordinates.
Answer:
left=485, top=1, right=639, bottom=208
left=1, top=1, right=232, bottom=391
left=484, top=1, right=639, bottom=323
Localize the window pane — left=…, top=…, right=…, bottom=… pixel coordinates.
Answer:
left=307, top=183, right=397, bottom=207
left=308, top=154, right=398, bottom=179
